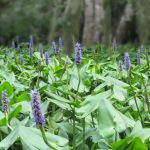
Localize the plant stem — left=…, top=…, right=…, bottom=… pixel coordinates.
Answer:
left=73, top=67, right=81, bottom=150
left=73, top=107, right=76, bottom=150
left=128, top=68, right=144, bottom=127
left=133, top=95, right=144, bottom=127
left=91, top=113, right=95, bottom=128
left=143, top=82, right=150, bottom=113
left=66, top=65, right=69, bottom=94
left=82, top=118, right=85, bottom=150
left=5, top=112, right=13, bottom=131
left=40, top=126, right=57, bottom=150
left=144, top=49, right=149, bottom=68
left=36, top=60, right=41, bottom=88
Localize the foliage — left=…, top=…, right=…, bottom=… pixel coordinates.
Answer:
left=0, top=43, right=149, bottom=150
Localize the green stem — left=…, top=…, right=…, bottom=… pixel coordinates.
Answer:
left=143, top=82, right=150, bottom=113
left=75, top=67, right=81, bottom=100
left=66, top=65, right=69, bottom=94
left=36, top=60, right=41, bottom=89
left=82, top=118, right=85, bottom=150
left=73, top=66, right=81, bottom=150
left=40, top=126, right=57, bottom=150
left=144, top=49, right=149, bottom=68
left=91, top=113, right=95, bottom=128
left=133, top=95, right=144, bottom=127
left=128, top=68, right=144, bottom=127
left=73, top=107, right=76, bottom=150
left=5, top=112, right=13, bottom=131
left=128, top=68, right=131, bottom=85
left=0, top=130, right=2, bottom=142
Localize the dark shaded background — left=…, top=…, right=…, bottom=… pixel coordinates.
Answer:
left=0, top=0, right=150, bottom=51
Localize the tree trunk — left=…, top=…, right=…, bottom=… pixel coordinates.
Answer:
left=62, top=0, right=84, bottom=54
left=82, top=0, right=104, bottom=45
left=116, top=1, right=134, bottom=43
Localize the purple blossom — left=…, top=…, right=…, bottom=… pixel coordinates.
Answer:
left=75, top=42, right=82, bottom=65
left=58, top=38, right=62, bottom=53
left=29, top=42, right=33, bottom=57
left=29, top=35, right=34, bottom=47
left=124, top=52, right=130, bottom=70
left=2, top=90, right=9, bottom=112
left=30, top=90, right=45, bottom=127
left=112, top=39, right=117, bottom=52
left=20, top=55, right=24, bottom=65
left=52, top=41, right=56, bottom=54
left=137, top=49, right=141, bottom=65
left=119, top=60, right=123, bottom=71
left=39, top=43, right=43, bottom=58
left=45, top=52, right=49, bottom=65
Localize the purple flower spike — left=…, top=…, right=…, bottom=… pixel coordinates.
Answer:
left=2, top=90, right=9, bottom=112
left=20, top=55, right=24, bottom=65
left=112, top=39, right=117, bottom=52
left=29, top=35, right=34, bottom=47
left=45, top=52, right=49, bottom=65
left=29, top=42, right=33, bottom=57
left=75, top=42, right=82, bottom=65
left=124, top=52, right=130, bottom=70
left=119, top=60, right=123, bottom=71
left=39, top=43, right=43, bottom=58
left=137, top=49, right=141, bottom=65
left=30, top=90, right=45, bottom=127
left=52, top=41, right=56, bottom=54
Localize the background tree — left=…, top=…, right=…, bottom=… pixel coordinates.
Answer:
left=0, top=0, right=150, bottom=51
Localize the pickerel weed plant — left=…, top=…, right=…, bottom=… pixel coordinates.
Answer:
left=73, top=42, right=83, bottom=150
left=124, top=52, right=130, bottom=70
left=2, top=90, right=9, bottom=113
left=29, top=42, right=33, bottom=57
left=118, top=60, right=123, bottom=71
left=45, top=52, right=49, bottom=65
left=58, top=37, right=62, bottom=54
left=0, top=42, right=149, bottom=150
left=1, top=90, right=13, bottom=131
left=30, top=90, right=56, bottom=150
left=52, top=41, right=56, bottom=54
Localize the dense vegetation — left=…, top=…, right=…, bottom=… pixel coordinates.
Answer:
left=0, top=40, right=149, bottom=150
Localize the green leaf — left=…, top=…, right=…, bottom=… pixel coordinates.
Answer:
left=130, top=121, right=150, bottom=142
left=0, top=81, right=13, bottom=97
left=0, top=105, right=22, bottom=126
left=0, top=126, right=19, bottom=150
left=105, top=76, right=129, bottom=87
left=45, top=91, right=72, bottom=109
left=111, top=137, right=148, bottom=150
left=97, top=99, right=135, bottom=138
left=76, top=90, right=111, bottom=118
left=0, top=126, right=69, bottom=150
left=9, top=105, right=22, bottom=122
left=70, top=65, right=89, bottom=92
